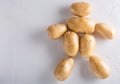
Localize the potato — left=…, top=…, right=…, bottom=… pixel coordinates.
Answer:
left=67, top=17, right=95, bottom=33
left=95, top=23, right=115, bottom=39
left=89, top=56, right=111, bottom=79
left=54, top=57, right=74, bottom=81
left=80, top=34, right=96, bottom=58
left=47, top=24, right=67, bottom=40
left=71, top=2, right=92, bottom=16
left=63, top=31, right=79, bottom=56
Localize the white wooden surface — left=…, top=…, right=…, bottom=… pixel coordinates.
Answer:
left=0, top=0, right=120, bottom=84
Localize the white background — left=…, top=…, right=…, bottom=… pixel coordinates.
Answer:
left=0, top=0, right=120, bottom=84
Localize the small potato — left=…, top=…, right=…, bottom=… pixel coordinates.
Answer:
left=63, top=31, right=79, bottom=56
left=95, top=23, right=115, bottom=39
left=54, top=57, right=74, bottom=81
left=80, top=34, right=96, bottom=58
left=67, top=17, right=95, bottom=33
left=89, top=56, right=111, bottom=79
left=71, top=2, right=92, bottom=16
left=47, top=24, right=67, bottom=40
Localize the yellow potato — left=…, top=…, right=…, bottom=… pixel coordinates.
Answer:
left=71, top=2, right=92, bottom=16
left=80, top=34, right=96, bottom=58
left=95, top=23, right=115, bottom=39
left=89, top=56, right=111, bottom=79
left=67, top=17, right=95, bottom=33
left=63, top=31, right=79, bottom=56
left=54, top=57, right=74, bottom=81
left=47, top=24, right=67, bottom=40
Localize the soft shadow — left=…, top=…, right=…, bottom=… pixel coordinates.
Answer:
left=58, top=6, right=73, bottom=23
left=30, top=27, right=65, bottom=84
left=79, top=59, right=98, bottom=81
left=38, top=69, right=58, bottom=84
left=30, top=27, right=65, bottom=62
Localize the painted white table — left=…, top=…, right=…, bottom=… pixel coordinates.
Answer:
left=0, top=0, right=120, bottom=84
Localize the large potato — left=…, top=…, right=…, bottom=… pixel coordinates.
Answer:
left=67, top=17, right=95, bottom=33
left=54, top=57, right=74, bottom=81
left=63, top=31, right=79, bottom=56
left=47, top=24, right=67, bottom=40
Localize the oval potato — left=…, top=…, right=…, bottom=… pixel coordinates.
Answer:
left=47, top=24, right=67, bottom=40
left=63, top=31, right=79, bottom=56
left=71, top=2, right=92, bottom=16
left=95, top=23, right=115, bottom=39
left=54, top=57, right=74, bottom=81
left=89, top=56, right=111, bottom=79
left=67, top=17, right=95, bottom=33
left=80, top=34, right=96, bottom=58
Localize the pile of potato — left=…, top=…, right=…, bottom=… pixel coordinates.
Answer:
left=47, top=2, right=115, bottom=81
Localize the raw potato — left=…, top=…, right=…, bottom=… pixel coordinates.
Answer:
left=47, top=24, right=67, bottom=40
left=71, top=2, right=92, bottom=16
left=67, top=17, right=95, bottom=33
left=63, top=31, right=79, bottom=56
left=46, top=2, right=113, bottom=81
left=95, top=23, right=115, bottom=39
left=80, top=34, right=96, bottom=58
left=54, top=57, right=74, bottom=81
left=89, top=56, right=111, bottom=79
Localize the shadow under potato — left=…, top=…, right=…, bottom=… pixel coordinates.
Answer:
left=31, top=28, right=65, bottom=61
left=80, top=59, right=98, bottom=81
left=30, top=28, right=65, bottom=83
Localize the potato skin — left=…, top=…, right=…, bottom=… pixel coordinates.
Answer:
left=63, top=31, right=79, bottom=57
left=47, top=24, right=67, bottom=40
left=80, top=34, right=96, bottom=58
left=54, top=57, right=74, bottom=81
left=95, top=23, right=115, bottom=39
left=71, top=2, right=92, bottom=16
left=67, top=17, right=95, bottom=33
left=89, top=56, right=111, bottom=79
